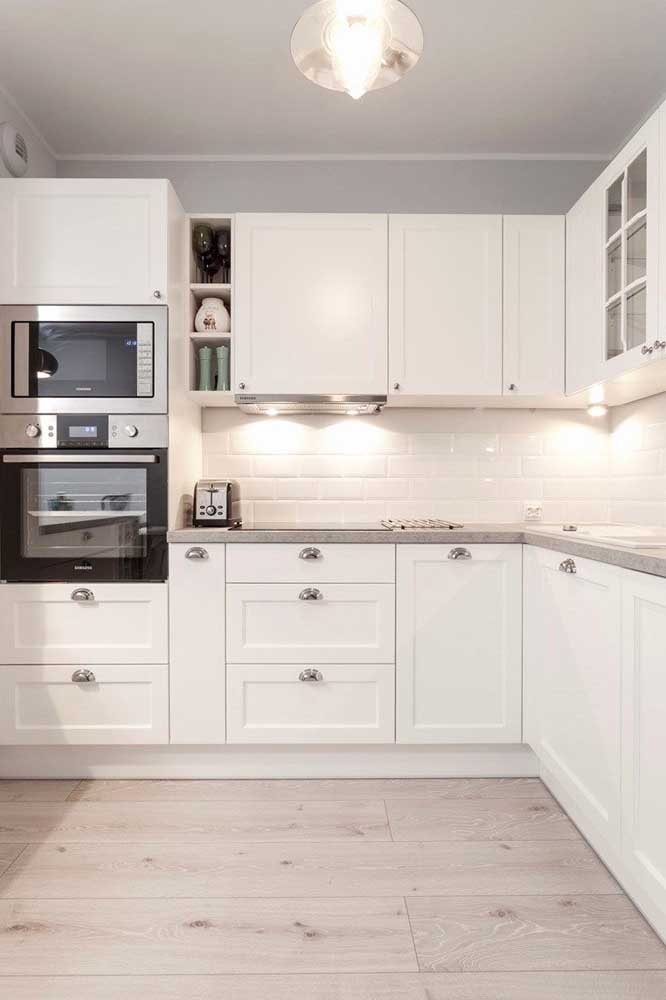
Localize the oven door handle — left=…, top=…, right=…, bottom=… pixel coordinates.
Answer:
left=2, top=454, right=158, bottom=464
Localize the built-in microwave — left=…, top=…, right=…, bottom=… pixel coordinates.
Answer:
left=0, top=305, right=168, bottom=414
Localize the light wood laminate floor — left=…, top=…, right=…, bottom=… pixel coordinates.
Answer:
left=0, top=778, right=664, bottom=998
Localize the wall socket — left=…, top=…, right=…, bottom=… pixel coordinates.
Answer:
left=524, top=503, right=544, bottom=522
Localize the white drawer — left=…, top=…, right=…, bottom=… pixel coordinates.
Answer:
left=226, top=583, right=395, bottom=663
left=0, top=664, right=168, bottom=745
left=0, top=583, right=168, bottom=664
left=226, top=544, right=395, bottom=583
left=227, top=664, right=395, bottom=744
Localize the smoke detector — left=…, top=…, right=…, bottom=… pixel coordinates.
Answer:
left=0, top=123, right=29, bottom=177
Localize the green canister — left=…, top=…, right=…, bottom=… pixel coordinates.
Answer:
left=216, top=344, right=230, bottom=391
left=197, top=346, right=214, bottom=391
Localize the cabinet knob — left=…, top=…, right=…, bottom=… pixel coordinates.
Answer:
left=559, top=558, right=577, bottom=574
left=448, top=547, right=472, bottom=560
left=299, top=587, right=323, bottom=601
left=185, top=546, right=209, bottom=560
left=393, top=382, right=400, bottom=391
left=642, top=345, right=654, bottom=355
left=507, top=383, right=518, bottom=391
left=153, top=290, right=162, bottom=299
left=299, top=546, right=322, bottom=561
left=72, top=668, right=96, bottom=683
left=299, top=668, right=323, bottom=683
left=238, top=382, right=246, bottom=390
left=655, top=340, right=666, bottom=350
left=71, top=588, right=95, bottom=602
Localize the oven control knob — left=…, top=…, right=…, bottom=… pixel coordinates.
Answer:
left=124, top=425, right=139, bottom=438
left=25, top=423, right=41, bottom=439
left=205, top=505, right=217, bottom=516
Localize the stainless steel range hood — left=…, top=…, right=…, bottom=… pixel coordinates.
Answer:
left=234, top=394, right=386, bottom=415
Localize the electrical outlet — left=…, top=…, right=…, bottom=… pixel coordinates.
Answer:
left=524, top=503, right=543, bottom=522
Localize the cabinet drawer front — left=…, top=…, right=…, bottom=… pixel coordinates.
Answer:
left=0, top=584, right=168, bottom=664
left=227, top=664, right=395, bottom=744
left=0, top=664, right=168, bottom=745
left=226, top=544, right=395, bottom=583
left=226, top=583, right=395, bottom=663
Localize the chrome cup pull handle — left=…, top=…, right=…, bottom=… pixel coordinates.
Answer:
left=299, top=668, right=323, bottom=682
left=299, top=546, right=322, bottom=561
left=71, top=588, right=95, bottom=602
left=559, top=558, right=577, bottom=574
left=299, top=587, right=323, bottom=601
left=72, top=668, right=96, bottom=683
left=448, top=547, right=472, bottom=560
left=185, top=546, right=209, bottom=561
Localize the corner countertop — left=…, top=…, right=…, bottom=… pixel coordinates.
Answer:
left=167, top=523, right=666, bottom=580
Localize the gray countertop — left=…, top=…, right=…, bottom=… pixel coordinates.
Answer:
left=167, top=523, right=666, bottom=579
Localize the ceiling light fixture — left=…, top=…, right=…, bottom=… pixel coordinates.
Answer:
left=587, top=404, right=609, bottom=418
left=291, top=0, right=423, bottom=101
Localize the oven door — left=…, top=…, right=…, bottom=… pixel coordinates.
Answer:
left=0, top=305, right=167, bottom=414
left=0, top=450, right=168, bottom=582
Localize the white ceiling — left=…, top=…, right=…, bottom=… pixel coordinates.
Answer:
left=1, top=0, right=665, bottom=159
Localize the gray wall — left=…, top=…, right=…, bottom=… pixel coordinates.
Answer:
left=57, top=158, right=605, bottom=214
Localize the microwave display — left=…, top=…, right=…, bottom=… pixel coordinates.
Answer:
left=11, top=321, right=154, bottom=399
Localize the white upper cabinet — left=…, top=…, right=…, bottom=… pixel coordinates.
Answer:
left=396, top=544, right=522, bottom=744
left=233, top=213, right=388, bottom=396
left=389, top=214, right=503, bottom=397
left=503, top=215, right=565, bottom=396
left=567, top=109, right=662, bottom=395
left=0, top=179, right=174, bottom=304
left=523, top=547, right=622, bottom=851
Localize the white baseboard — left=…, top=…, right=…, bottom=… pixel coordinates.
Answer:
left=540, top=763, right=666, bottom=946
left=0, top=743, right=538, bottom=779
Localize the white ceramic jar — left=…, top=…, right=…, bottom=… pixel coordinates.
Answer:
left=194, top=297, right=231, bottom=333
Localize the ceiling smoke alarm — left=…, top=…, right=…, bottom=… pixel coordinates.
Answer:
left=0, top=122, right=29, bottom=177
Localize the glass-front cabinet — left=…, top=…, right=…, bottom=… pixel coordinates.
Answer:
left=601, top=112, right=659, bottom=376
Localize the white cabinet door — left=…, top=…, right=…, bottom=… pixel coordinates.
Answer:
left=0, top=179, right=169, bottom=304
left=169, top=544, right=226, bottom=745
left=396, top=544, right=522, bottom=743
left=227, top=664, right=395, bottom=744
left=503, top=215, right=565, bottom=396
left=389, top=215, right=502, bottom=397
left=226, top=583, right=395, bottom=664
left=0, top=663, right=168, bottom=745
left=0, top=583, right=168, bottom=665
left=621, top=570, right=666, bottom=922
left=234, top=213, right=388, bottom=396
left=523, top=547, right=622, bottom=850
left=565, top=177, right=604, bottom=394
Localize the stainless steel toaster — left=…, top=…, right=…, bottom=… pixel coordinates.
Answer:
left=193, top=479, right=239, bottom=527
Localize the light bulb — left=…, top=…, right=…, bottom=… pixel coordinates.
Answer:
left=587, top=404, right=608, bottom=418
left=265, top=408, right=279, bottom=417
left=324, top=3, right=390, bottom=100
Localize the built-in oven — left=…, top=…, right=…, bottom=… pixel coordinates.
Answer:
left=0, top=415, right=168, bottom=582
left=0, top=305, right=167, bottom=414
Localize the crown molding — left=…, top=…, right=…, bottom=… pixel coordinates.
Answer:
left=55, top=151, right=611, bottom=163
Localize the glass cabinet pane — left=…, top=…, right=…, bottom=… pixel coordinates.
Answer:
left=606, top=237, right=622, bottom=299
left=606, top=300, right=623, bottom=359
left=626, top=218, right=647, bottom=285
left=607, top=175, right=623, bottom=238
left=627, top=149, right=647, bottom=220
left=626, top=284, right=646, bottom=351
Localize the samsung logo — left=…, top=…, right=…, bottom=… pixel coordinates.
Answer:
left=74, top=562, right=93, bottom=572
left=75, top=387, right=92, bottom=392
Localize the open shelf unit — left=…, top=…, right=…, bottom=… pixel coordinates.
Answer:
left=187, top=214, right=235, bottom=406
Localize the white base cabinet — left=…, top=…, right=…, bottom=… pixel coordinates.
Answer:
left=0, top=583, right=168, bottom=665
left=169, top=544, right=226, bottom=744
left=0, top=663, right=168, bottom=745
left=524, top=546, right=622, bottom=851
left=396, top=544, right=522, bottom=744
left=621, top=569, right=666, bottom=926
left=227, top=664, right=395, bottom=744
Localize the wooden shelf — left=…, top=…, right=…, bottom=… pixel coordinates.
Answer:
left=188, top=390, right=236, bottom=407
left=190, top=283, right=231, bottom=304
left=189, top=331, right=231, bottom=343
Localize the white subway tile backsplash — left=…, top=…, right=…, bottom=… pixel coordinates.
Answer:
left=200, top=399, right=666, bottom=527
